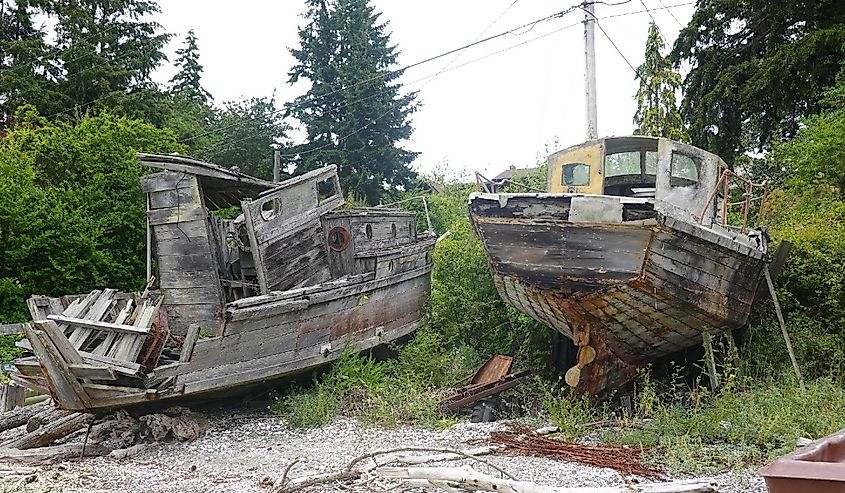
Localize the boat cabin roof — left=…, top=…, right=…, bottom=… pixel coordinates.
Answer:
left=137, top=153, right=277, bottom=209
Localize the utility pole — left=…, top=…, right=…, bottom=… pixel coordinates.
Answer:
left=584, top=0, right=598, bottom=140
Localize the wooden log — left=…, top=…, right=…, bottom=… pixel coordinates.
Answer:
left=1, top=411, right=92, bottom=450
left=376, top=466, right=716, bottom=493
left=26, top=406, right=73, bottom=432
left=0, top=442, right=110, bottom=463
left=0, top=401, right=49, bottom=434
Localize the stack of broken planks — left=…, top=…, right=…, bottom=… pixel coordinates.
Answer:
left=11, top=289, right=166, bottom=410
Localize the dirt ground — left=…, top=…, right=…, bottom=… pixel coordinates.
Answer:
left=0, top=405, right=766, bottom=493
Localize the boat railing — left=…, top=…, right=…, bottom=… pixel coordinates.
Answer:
left=697, top=169, right=769, bottom=234
left=377, top=195, right=435, bottom=234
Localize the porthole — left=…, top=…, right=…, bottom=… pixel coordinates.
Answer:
left=388, top=260, right=394, bottom=272
left=391, top=223, right=397, bottom=238
left=365, top=224, right=373, bottom=239
left=327, top=226, right=350, bottom=252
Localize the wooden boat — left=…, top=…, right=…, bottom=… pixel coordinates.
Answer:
left=468, top=136, right=769, bottom=395
left=10, top=154, right=435, bottom=411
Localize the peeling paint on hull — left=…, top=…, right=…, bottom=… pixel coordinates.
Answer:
left=469, top=193, right=767, bottom=395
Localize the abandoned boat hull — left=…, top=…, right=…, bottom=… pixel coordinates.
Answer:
left=11, top=154, right=436, bottom=411
left=468, top=193, right=766, bottom=395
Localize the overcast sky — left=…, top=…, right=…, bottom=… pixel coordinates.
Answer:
left=152, top=1, right=696, bottom=179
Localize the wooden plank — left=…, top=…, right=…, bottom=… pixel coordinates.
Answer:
left=36, top=320, right=85, bottom=365
left=151, top=220, right=209, bottom=240
left=66, top=289, right=116, bottom=349
left=49, top=315, right=151, bottom=335
left=23, top=325, right=90, bottom=410
left=140, top=171, right=198, bottom=193
left=148, top=186, right=201, bottom=210
left=147, top=204, right=206, bottom=226
left=0, top=323, right=25, bottom=336
left=137, top=154, right=275, bottom=189
left=179, top=324, right=200, bottom=363
left=66, top=364, right=117, bottom=381
left=180, top=320, right=420, bottom=394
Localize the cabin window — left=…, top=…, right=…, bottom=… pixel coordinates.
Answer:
left=391, top=223, right=397, bottom=238
left=365, top=224, right=373, bottom=239
left=605, top=151, right=641, bottom=177
left=670, top=152, right=699, bottom=182
left=561, top=163, right=590, bottom=186
left=317, top=178, right=337, bottom=204
left=327, top=226, right=350, bottom=252
left=645, top=151, right=658, bottom=174
left=260, top=199, right=278, bottom=220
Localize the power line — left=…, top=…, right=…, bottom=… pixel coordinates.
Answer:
left=581, top=6, right=638, bottom=75
left=180, top=4, right=582, bottom=144
left=653, top=0, right=685, bottom=27
left=204, top=18, right=585, bottom=158
left=637, top=0, right=667, bottom=41
left=599, top=1, right=693, bottom=21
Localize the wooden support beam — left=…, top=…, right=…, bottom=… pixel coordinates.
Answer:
left=47, top=315, right=151, bottom=335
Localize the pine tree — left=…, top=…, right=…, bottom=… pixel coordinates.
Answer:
left=41, top=0, right=170, bottom=119
left=633, top=23, right=687, bottom=142
left=170, top=29, right=211, bottom=105
left=0, top=0, right=60, bottom=123
left=287, top=0, right=418, bottom=205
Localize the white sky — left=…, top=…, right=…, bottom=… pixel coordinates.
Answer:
left=152, top=0, right=695, bottom=179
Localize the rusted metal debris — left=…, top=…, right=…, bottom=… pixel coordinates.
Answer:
left=489, top=426, right=664, bottom=480
left=439, top=355, right=530, bottom=412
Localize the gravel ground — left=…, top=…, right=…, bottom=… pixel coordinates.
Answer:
left=0, top=406, right=766, bottom=493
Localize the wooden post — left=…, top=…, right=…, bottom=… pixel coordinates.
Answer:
left=764, top=266, right=805, bottom=391
left=273, top=150, right=281, bottom=184
left=702, top=332, right=718, bottom=392
left=0, top=383, right=25, bottom=413
left=146, top=194, right=152, bottom=281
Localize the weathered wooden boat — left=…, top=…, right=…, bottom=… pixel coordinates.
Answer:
left=10, top=154, right=435, bottom=411
left=468, top=136, right=769, bottom=395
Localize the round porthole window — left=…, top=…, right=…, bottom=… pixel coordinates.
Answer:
left=365, top=224, right=373, bottom=239
left=391, top=223, right=397, bottom=238
left=327, top=226, right=350, bottom=252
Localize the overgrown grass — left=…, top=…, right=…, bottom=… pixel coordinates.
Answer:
left=271, top=329, right=479, bottom=428
left=605, top=374, right=845, bottom=474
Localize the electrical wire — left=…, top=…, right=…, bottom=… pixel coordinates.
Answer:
left=180, top=3, right=582, bottom=144
left=637, top=0, right=667, bottom=41
left=203, top=19, right=584, bottom=158
left=653, top=0, right=685, bottom=27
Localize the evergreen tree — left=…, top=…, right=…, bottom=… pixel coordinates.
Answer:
left=169, top=29, right=211, bottom=105
left=0, top=0, right=60, bottom=124
left=633, top=23, right=687, bottom=142
left=201, top=97, right=289, bottom=181
left=287, top=0, right=418, bottom=205
left=672, top=0, right=845, bottom=164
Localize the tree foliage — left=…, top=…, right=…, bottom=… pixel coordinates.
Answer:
left=672, top=0, right=845, bottom=164
left=0, top=0, right=171, bottom=123
left=634, top=23, right=687, bottom=142
left=0, top=108, right=182, bottom=322
left=287, top=0, right=418, bottom=205
left=169, top=29, right=211, bottom=105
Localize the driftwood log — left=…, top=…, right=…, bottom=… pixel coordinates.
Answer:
left=1, top=411, right=93, bottom=449
left=377, top=466, right=717, bottom=493
left=0, top=400, right=49, bottom=434
left=0, top=443, right=110, bottom=464
left=26, top=405, right=75, bottom=432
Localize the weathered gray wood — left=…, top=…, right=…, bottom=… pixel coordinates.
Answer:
left=147, top=203, right=206, bottom=226
left=181, top=320, right=421, bottom=394
left=140, top=170, right=198, bottom=193
left=66, top=364, right=117, bottom=381
left=1, top=411, right=92, bottom=449
left=152, top=220, right=209, bottom=240
left=149, top=186, right=201, bottom=210
left=0, top=401, right=49, bottom=433
left=26, top=406, right=72, bottom=432
left=25, top=325, right=90, bottom=410
left=66, top=288, right=117, bottom=350
left=48, top=315, right=151, bottom=335
left=180, top=324, right=200, bottom=363
left=0, top=323, right=25, bottom=335
left=0, top=384, right=26, bottom=413
left=0, top=442, right=110, bottom=463
left=138, top=153, right=275, bottom=189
